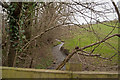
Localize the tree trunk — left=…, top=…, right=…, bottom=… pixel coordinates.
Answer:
left=8, top=2, right=22, bottom=67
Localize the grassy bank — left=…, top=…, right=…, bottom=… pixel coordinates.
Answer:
left=61, top=21, right=118, bottom=63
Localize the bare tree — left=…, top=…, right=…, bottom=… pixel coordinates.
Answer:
left=1, top=0, right=119, bottom=70
left=55, top=0, right=120, bottom=70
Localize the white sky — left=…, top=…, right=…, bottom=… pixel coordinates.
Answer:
left=70, top=0, right=120, bottom=24
left=2, top=0, right=119, bottom=2
left=0, top=0, right=119, bottom=24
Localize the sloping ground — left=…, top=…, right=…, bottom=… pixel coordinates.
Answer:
left=57, top=21, right=118, bottom=71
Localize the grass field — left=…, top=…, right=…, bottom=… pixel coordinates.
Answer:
left=61, top=21, right=118, bottom=63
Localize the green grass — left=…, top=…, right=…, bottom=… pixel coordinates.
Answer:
left=62, top=21, right=118, bottom=62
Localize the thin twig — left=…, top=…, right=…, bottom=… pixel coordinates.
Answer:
left=56, top=33, right=120, bottom=70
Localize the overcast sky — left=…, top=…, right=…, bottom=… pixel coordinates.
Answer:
left=0, top=0, right=119, bottom=24
left=1, top=0, right=119, bottom=3
left=68, top=0, right=120, bottom=24
left=0, top=0, right=119, bottom=12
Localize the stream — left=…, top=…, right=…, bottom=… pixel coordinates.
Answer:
left=48, top=39, right=67, bottom=70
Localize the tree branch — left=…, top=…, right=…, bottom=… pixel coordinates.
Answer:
left=111, top=0, right=120, bottom=23
left=0, top=1, right=8, bottom=9
left=56, top=33, right=120, bottom=70
left=19, top=23, right=72, bottom=53
left=80, top=34, right=120, bottom=50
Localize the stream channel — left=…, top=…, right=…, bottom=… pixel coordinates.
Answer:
left=48, top=39, right=67, bottom=70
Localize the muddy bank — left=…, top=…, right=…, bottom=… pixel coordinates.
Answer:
left=60, top=47, right=70, bottom=56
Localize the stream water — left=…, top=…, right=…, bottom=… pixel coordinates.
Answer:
left=48, top=39, right=67, bottom=70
